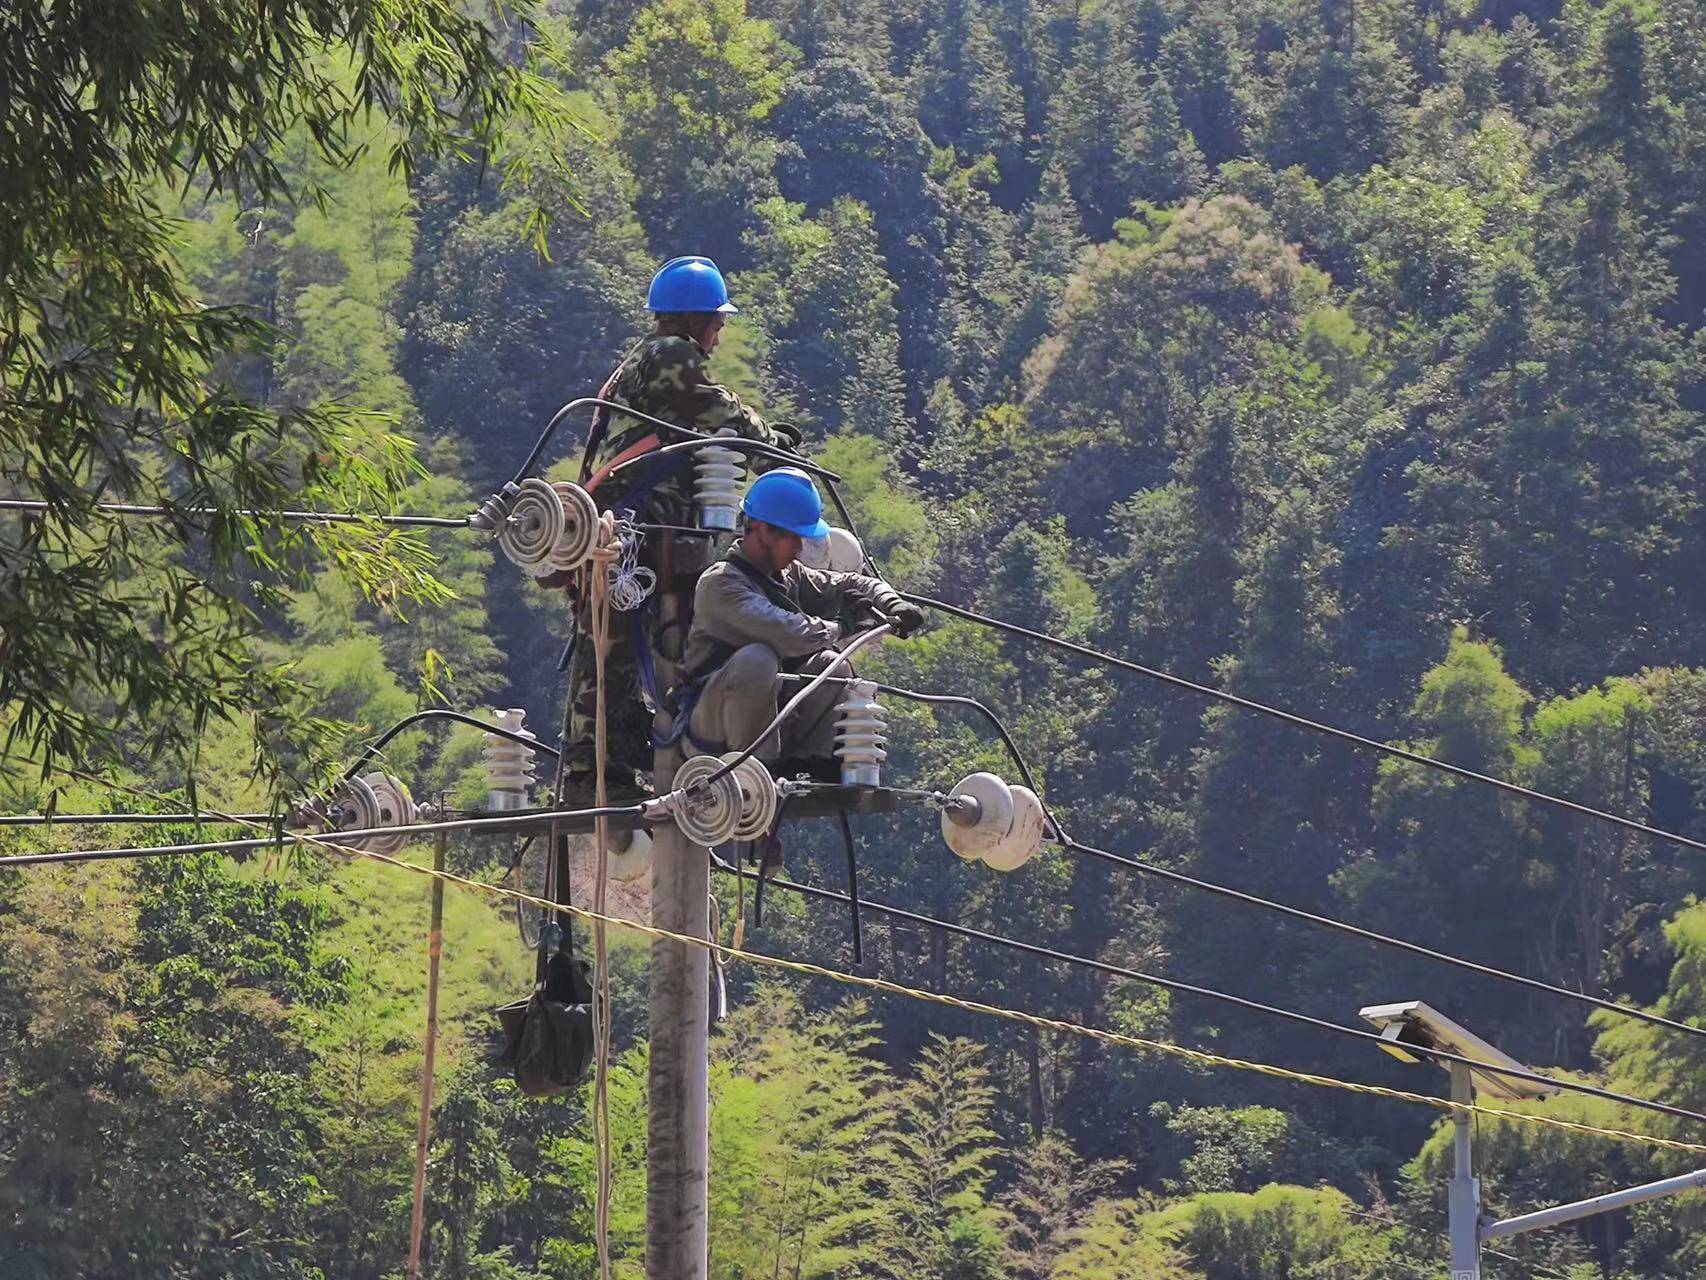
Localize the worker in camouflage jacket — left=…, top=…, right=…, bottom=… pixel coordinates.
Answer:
left=560, top=256, right=799, bottom=797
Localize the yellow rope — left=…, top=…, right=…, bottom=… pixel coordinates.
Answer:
left=23, top=762, right=1706, bottom=1161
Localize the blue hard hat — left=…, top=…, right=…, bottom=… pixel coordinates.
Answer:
left=742, top=468, right=831, bottom=539
left=646, top=256, right=738, bottom=314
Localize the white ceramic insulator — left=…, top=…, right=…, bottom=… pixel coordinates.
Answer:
left=542, top=481, right=599, bottom=574
left=695, top=446, right=746, bottom=531
left=941, top=772, right=1016, bottom=863
left=834, top=679, right=887, bottom=787
left=359, top=771, right=417, bottom=856
left=981, top=784, right=1045, bottom=872
left=484, top=708, right=536, bottom=809
left=495, top=477, right=565, bottom=571
left=721, top=753, right=779, bottom=840
left=671, top=755, right=744, bottom=847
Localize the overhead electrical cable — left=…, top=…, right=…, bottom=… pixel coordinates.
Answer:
left=12, top=760, right=1706, bottom=1159
left=719, top=865, right=1706, bottom=1127
left=509, top=397, right=841, bottom=485
left=0, top=806, right=643, bottom=868
left=0, top=499, right=471, bottom=528
left=903, top=592, right=1706, bottom=860
left=799, top=672, right=1706, bottom=1046
left=0, top=811, right=278, bottom=826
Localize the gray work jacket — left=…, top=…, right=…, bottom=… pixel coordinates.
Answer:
left=679, top=544, right=905, bottom=679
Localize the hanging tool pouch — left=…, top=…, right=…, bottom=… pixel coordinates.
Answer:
left=496, top=949, right=596, bottom=1096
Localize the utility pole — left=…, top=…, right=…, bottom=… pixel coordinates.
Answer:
left=646, top=543, right=709, bottom=1279
left=407, top=821, right=448, bottom=1280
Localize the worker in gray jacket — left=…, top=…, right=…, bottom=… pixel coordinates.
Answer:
left=668, top=468, right=925, bottom=769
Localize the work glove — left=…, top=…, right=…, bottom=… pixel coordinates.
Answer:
left=885, top=602, right=927, bottom=639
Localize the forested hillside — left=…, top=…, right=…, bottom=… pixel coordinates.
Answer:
left=7, top=0, right=1706, bottom=1276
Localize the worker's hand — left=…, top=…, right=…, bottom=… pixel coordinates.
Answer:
left=885, top=602, right=927, bottom=639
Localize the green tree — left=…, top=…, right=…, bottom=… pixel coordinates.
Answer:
left=867, top=1036, right=1010, bottom=1279
left=604, top=0, right=798, bottom=262
left=1, top=0, right=576, bottom=797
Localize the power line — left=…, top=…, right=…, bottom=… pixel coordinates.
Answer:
left=1060, top=835, right=1706, bottom=1048
left=15, top=759, right=1706, bottom=1161
left=0, top=811, right=277, bottom=827
left=904, top=592, right=1706, bottom=861
left=0, top=499, right=470, bottom=528
left=0, top=805, right=642, bottom=868
left=724, top=865, right=1706, bottom=1128
left=860, top=672, right=1706, bottom=1048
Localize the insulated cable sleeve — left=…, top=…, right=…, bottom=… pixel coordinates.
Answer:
left=722, top=865, right=1706, bottom=1127
left=903, top=593, right=1706, bottom=860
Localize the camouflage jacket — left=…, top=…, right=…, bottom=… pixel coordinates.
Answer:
left=580, top=335, right=796, bottom=525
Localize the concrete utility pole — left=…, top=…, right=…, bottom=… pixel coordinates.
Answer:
left=646, top=544, right=709, bottom=1279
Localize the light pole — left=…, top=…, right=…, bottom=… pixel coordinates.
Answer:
left=1358, top=1001, right=1560, bottom=1280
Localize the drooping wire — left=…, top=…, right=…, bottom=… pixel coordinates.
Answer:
left=509, top=397, right=841, bottom=486
left=904, top=592, right=1706, bottom=861
left=816, top=673, right=1706, bottom=1048
left=16, top=759, right=1706, bottom=1161
left=0, top=499, right=471, bottom=528
left=720, top=866, right=1706, bottom=1128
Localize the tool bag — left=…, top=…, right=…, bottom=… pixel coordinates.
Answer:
left=496, top=948, right=595, bottom=1096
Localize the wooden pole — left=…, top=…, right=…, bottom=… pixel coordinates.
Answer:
left=646, top=545, right=709, bottom=1279
left=407, top=826, right=448, bottom=1280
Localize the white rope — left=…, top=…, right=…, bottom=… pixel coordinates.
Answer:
left=604, top=517, right=656, bottom=612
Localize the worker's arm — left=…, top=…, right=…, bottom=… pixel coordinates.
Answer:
left=693, top=563, right=839, bottom=660
left=794, top=564, right=907, bottom=626
left=648, top=338, right=799, bottom=451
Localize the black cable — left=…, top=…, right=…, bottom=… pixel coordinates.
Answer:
left=0, top=811, right=277, bottom=827
left=724, top=866, right=1706, bottom=1127
left=339, top=709, right=560, bottom=781
left=606, top=435, right=843, bottom=483
left=904, top=592, right=1706, bottom=861
left=820, top=671, right=1706, bottom=1047
left=729, top=866, right=1706, bottom=1125
left=508, top=396, right=841, bottom=485
left=1062, top=836, right=1706, bottom=1047
left=0, top=499, right=470, bottom=528
left=0, top=806, right=646, bottom=868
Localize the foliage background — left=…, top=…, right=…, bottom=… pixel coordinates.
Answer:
left=9, top=0, right=1706, bottom=1276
